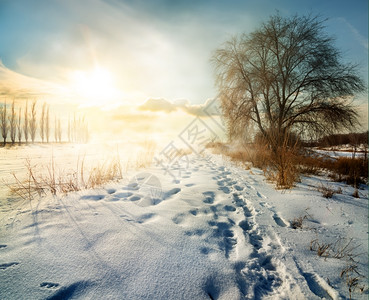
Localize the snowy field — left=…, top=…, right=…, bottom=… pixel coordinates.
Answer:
left=0, top=146, right=368, bottom=299
left=313, top=149, right=366, bottom=159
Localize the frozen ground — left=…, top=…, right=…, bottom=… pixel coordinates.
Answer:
left=0, top=147, right=368, bottom=299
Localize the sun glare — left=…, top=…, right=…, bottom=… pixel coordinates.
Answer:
left=70, top=66, right=121, bottom=107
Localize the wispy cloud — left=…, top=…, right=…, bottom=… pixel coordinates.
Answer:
left=337, top=17, right=368, bottom=51
left=0, top=61, right=72, bottom=102
left=138, top=98, right=220, bottom=116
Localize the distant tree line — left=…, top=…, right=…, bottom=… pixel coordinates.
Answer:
left=304, top=132, right=368, bottom=148
left=0, top=100, right=89, bottom=146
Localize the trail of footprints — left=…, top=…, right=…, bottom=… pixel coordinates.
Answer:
left=171, top=163, right=285, bottom=297
left=214, top=165, right=286, bottom=297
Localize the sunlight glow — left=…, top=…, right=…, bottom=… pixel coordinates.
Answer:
left=70, top=66, right=122, bottom=107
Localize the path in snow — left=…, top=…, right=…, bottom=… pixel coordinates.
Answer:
left=0, top=153, right=367, bottom=299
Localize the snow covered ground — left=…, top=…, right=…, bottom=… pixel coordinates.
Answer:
left=313, top=149, right=365, bottom=159
left=0, top=147, right=368, bottom=299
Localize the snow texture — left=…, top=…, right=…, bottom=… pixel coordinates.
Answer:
left=0, top=147, right=368, bottom=299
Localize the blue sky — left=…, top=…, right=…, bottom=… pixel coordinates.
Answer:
left=0, top=0, right=367, bottom=108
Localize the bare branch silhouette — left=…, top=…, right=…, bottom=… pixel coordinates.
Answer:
left=0, top=101, right=8, bottom=146
left=29, top=101, right=37, bottom=143
left=212, top=14, right=365, bottom=151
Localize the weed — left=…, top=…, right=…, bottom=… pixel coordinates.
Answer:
left=340, top=264, right=366, bottom=299
left=290, top=209, right=313, bottom=229
left=290, top=215, right=307, bottom=229
left=310, top=236, right=362, bottom=261
left=317, top=183, right=342, bottom=198
left=352, top=188, right=359, bottom=198
left=7, top=153, right=124, bottom=200
left=310, top=239, right=332, bottom=257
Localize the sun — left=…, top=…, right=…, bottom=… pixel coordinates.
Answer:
left=70, top=66, right=121, bottom=107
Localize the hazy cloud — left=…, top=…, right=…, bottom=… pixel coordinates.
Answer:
left=138, top=98, right=221, bottom=116
left=0, top=61, right=72, bottom=102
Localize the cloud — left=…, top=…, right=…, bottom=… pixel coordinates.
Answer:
left=138, top=98, right=177, bottom=113
left=138, top=98, right=221, bottom=117
left=337, top=17, right=368, bottom=51
left=0, top=61, right=72, bottom=103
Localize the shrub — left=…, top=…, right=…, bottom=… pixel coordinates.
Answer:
left=317, top=183, right=342, bottom=198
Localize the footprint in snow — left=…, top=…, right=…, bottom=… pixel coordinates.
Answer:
left=239, top=220, right=252, bottom=231
left=80, top=195, right=105, bottom=201
left=136, top=213, right=157, bottom=223
left=273, top=214, right=287, bottom=227
left=223, top=205, right=236, bottom=212
left=184, top=229, right=205, bottom=237
left=129, top=195, right=141, bottom=201
left=256, top=191, right=265, bottom=198
left=259, top=202, right=271, bottom=208
left=219, top=186, right=231, bottom=194
left=40, top=282, right=60, bottom=289
left=163, top=188, right=181, bottom=200
left=234, top=185, right=243, bottom=191
left=189, top=209, right=198, bottom=216
left=106, top=189, right=116, bottom=194
left=115, top=192, right=133, bottom=198
left=0, top=262, right=19, bottom=269
left=232, top=193, right=244, bottom=207
left=203, top=191, right=215, bottom=204
left=172, top=213, right=185, bottom=224
left=123, top=182, right=139, bottom=191
left=243, top=206, right=253, bottom=218
left=185, top=183, right=195, bottom=187
left=200, top=247, right=215, bottom=255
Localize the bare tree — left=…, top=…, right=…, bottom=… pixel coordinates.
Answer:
left=68, top=115, right=71, bottom=142
left=29, top=101, right=37, bottom=143
left=57, top=118, right=62, bottom=142
left=17, top=107, right=22, bottom=145
left=213, top=14, right=365, bottom=151
left=0, top=101, right=8, bottom=146
left=40, top=102, right=46, bottom=143
left=54, top=116, right=58, bottom=143
left=9, top=100, right=16, bottom=145
left=23, top=101, right=29, bottom=144
left=45, top=105, right=50, bottom=143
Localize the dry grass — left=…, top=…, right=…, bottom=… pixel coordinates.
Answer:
left=289, top=216, right=307, bottom=229
left=207, top=139, right=368, bottom=190
left=303, top=155, right=369, bottom=187
left=340, top=264, right=366, bottom=299
left=135, top=140, right=157, bottom=169
left=352, top=188, right=359, bottom=198
left=289, top=209, right=313, bottom=229
left=7, top=154, right=123, bottom=201
left=310, top=236, right=362, bottom=261
left=208, top=141, right=299, bottom=189
left=317, top=183, right=342, bottom=198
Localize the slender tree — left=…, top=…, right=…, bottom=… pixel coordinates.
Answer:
left=68, top=115, right=71, bottom=143
left=213, top=14, right=365, bottom=150
left=45, top=105, right=50, bottom=143
left=72, top=114, right=76, bottom=143
left=9, top=100, right=16, bottom=145
left=40, top=102, right=46, bottom=142
left=54, top=116, right=58, bottom=143
left=23, top=101, right=29, bottom=144
left=57, top=118, right=62, bottom=142
left=17, top=107, right=22, bottom=145
left=29, top=101, right=37, bottom=143
left=0, top=101, right=8, bottom=146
